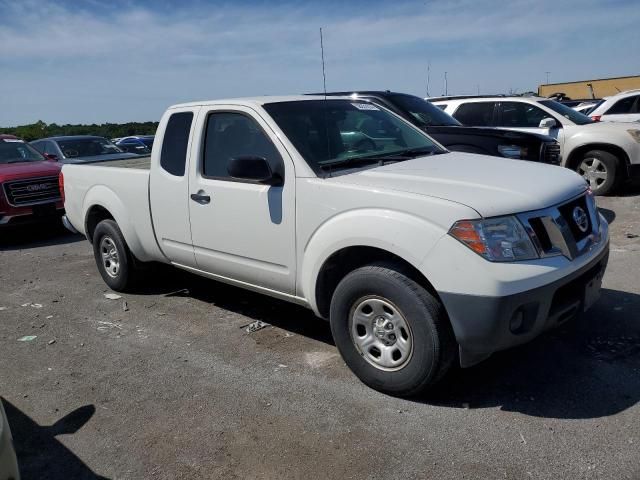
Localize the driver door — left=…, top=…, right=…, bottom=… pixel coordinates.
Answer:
left=187, top=106, right=296, bottom=294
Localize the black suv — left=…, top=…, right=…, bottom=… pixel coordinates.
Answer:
left=312, top=91, right=561, bottom=165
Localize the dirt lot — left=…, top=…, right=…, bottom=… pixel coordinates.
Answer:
left=1, top=184, right=639, bottom=480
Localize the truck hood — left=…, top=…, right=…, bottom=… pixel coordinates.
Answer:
left=329, top=152, right=587, bottom=217
left=0, top=160, right=61, bottom=181
left=61, top=152, right=141, bottom=164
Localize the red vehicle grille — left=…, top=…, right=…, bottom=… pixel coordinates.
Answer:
left=2, top=176, right=61, bottom=207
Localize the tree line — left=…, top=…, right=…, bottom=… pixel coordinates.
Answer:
left=0, top=120, right=159, bottom=142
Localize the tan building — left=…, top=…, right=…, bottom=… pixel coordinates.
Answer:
left=538, top=75, right=640, bottom=100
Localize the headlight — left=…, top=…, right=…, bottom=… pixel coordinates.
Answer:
left=497, top=144, right=527, bottom=159
left=627, top=129, right=640, bottom=143
left=449, top=216, right=538, bottom=262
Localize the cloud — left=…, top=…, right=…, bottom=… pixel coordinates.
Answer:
left=0, top=0, right=637, bottom=125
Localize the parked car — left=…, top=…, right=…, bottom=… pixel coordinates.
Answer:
left=114, top=135, right=155, bottom=155
left=432, top=96, right=640, bottom=195
left=588, top=90, right=640, bottom=123
left=0, top=400, right=20, bottom=480
left=30, top=136, right=141, bottom=164
left=61, top=96, right=609, bottom=396
left=0, top=134, right=64, bottom=227
left=573, top=101, right=601, bottom=116
left=314, top=91, right=561, bottom=164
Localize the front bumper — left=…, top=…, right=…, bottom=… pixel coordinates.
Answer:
left=440, top=242, right=609, bottom=367
left=0, top=202, right=64, bottom=227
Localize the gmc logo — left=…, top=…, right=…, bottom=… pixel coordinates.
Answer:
left=26, top=184, right=50, bottom=192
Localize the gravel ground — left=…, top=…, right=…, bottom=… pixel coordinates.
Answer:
left=1, top=183, right=639, bottom=480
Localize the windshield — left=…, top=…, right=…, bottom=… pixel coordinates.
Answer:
left=388, top=94, right=462, bottom=127
left=57, top=138, right=124, bottom=158
left=263, top=100, right=444, bottom=174
left=0, top=139, right=46, bottom=164
left=539, top=100, right=595, bottom=125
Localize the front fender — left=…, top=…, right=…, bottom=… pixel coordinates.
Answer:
left=299, top=208, right=448, bottom=315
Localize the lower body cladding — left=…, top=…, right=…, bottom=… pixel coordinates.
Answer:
left=440, top=244, right=609, bottom=367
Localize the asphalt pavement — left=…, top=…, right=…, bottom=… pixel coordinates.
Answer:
left=1, top=183, right=639, bottom=480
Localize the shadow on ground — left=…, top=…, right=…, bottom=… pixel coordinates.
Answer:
left=2, top=399, right=109, bottom=479
left=134, top=264, right=335, bottom=346
left=0, top=221, right=82, bottom=251
left=421, top=287, right=640, bottom=419
left=132, top=264, right=640, bottom=420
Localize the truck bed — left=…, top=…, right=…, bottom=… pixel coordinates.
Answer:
left=83, top=155, right=151, bottom=170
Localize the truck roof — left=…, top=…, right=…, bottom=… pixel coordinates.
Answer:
left=168, top=95, right=349, bottom=110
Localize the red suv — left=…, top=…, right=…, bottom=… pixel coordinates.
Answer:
left=0, top=134, right=64, bottom=227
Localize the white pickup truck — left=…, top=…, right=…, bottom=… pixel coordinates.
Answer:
left=61, top=96, right=609, bottom=396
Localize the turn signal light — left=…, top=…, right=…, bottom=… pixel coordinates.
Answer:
left=58, top=172, right=65, bottom=203
left=449, top=220, right=486, bottom=255
left=591, top=115, right=601, bottom=122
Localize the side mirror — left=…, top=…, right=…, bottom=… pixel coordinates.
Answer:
left=44, top=153, right=58, bottom=161
left=539, top=117, right=557, bottom=129
left=227, top=156, right=283, bottom=185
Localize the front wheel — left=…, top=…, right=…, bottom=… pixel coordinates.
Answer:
left=577, top=150, right=621, bottom=195
left=329, top=263, right=456, bottom=396
left=92, top=219, right=142, bottom=292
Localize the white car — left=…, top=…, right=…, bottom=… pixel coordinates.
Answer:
left=0, top=401, right=19, bottom=480
left=432, top=96, right=640, bottom=195
left=573, top=101, right=600, bottom=115
left=61, top=96, right=609, bottom=396
left=588, top=90, right=640, bottom=123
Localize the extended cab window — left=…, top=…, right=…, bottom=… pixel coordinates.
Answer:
left=160, top=112, right=193, bottom=176
left=452, top=102, right=495, bottom=126
left=203, top=112, right=282, bottom=180
left=498, top=102, right=548, bottom=128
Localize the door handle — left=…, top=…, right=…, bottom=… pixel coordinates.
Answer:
left=190, top=191, right=211, bottom=204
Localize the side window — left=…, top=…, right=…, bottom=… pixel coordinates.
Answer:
left=436, top=104, right=447, bottom=110
left=44, top=142, right=57, bottom=155
left=606, top=96, right=638, bottom=115
left=498, top=102, right=548, bottom=128
left=203, top=112, right=282, bottom=180
left=452, top=102, right=495, bottom=126
left=160, top=112, right=193, bottom=176
left=31, top=141, right=44, bottom=153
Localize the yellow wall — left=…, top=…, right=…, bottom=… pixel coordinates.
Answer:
left=538, top=76, right=640, bottom=99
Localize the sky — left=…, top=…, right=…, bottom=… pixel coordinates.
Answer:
left=0, top=0, right=638, bottom=126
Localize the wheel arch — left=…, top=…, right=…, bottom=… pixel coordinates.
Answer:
left=313, top=245, right=443, bottom=319
left=567, top=143, right=631, bottom=174
left=82, top=185, right=151, bottom=261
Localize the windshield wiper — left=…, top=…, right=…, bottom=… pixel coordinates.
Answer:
left=6, top=159, right=30, bottom=164
left=319, top=147, right=442, bottom=172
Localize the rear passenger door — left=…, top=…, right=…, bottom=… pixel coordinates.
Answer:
left=602, top=95, right=640, bottom=123
left=451, top=102, right=497, bottom=127
left=187, top=106, right=296, bottom=294
left=496, top=101, right=559, bottom=139
left=149, top=107, right=199, bottom=267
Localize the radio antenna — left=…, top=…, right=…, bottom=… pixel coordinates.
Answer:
left=426, top=61, right=431, bottom=97
left=320, top=27, right=327, bottom=98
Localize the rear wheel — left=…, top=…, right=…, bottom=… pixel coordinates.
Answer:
left=577, top=150, right=621, bottom=195
left=329, top=262, right=456, bottom=396
left=92, top=219, right=142, bottom=292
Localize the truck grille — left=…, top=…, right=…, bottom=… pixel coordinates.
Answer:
left=541, top=142, right=561, bottom=165
left=518, top=192, right=601, bottom=260
left=2, top=176, right=61, bottom=207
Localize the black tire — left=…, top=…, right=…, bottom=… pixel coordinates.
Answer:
left=329, top=262, right=457, bottom=396
left=92, top=219, right=141, bottom=292
left=576, top=150, right=622, bottom=195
